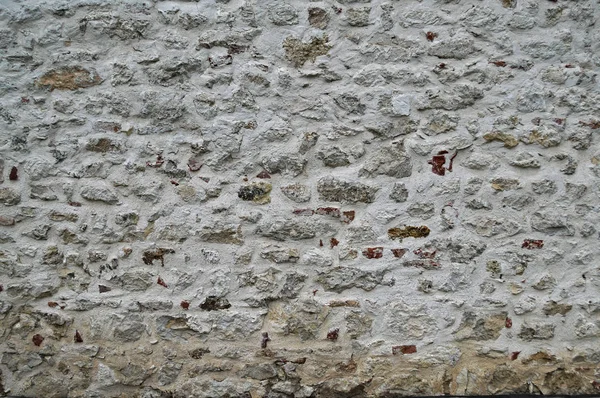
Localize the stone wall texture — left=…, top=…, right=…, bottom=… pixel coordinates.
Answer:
left=0, top=0, right=599, bottom=396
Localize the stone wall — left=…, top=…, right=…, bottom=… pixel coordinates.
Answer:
left=0, top=0, right=599, bottom=396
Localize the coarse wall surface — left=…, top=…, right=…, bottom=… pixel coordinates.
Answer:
left=0, top=0, right=599, bottom=396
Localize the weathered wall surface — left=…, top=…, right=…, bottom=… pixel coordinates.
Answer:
left=0, top=0, right=599, bottom=396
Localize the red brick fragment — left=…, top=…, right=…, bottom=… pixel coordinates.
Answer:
left=391, top=248, right=407, bottom=258
left=170, top=180, right=179, bottom=186
left=579, top=120, right=600, bottom=129
left=593, top=381, right=600, bottom=390
left=48, top=301, right=59, bottom=308
left=256, top=170, right=271, bottom=179
left=505, top=317, right=512, bottom=328
left=330, top=238, right=339, bottom=248
left=157, top=277, right=168, bottom=288
left=522, top=239, right=544, bottom=249
left=392, top=345, right=417, bottom=355
left=425, top=31, right=437, bottom=41
left=32, top=334, right=44, bottom=346
left=199, top=177, right=210, bottom=183
left=413, top=248, right=436, bottom=259
left=316, top=207, right=341, bottom=218
left=327, top=328, right=339, bottom=341
left=490, top=60, right=506, bottom=67
left=187, top=158, right=202, bottom=171
left=428, top=151, right=457, bottom=176
left=180, top=300, right=190, bottom=310
left=74, top=330, right=83, bottom=343
left=565, top=64, right=575, bottom=68
left=293, top=208, right=314, bottom=216
left=554, top=118, right=565, bottom=125
left=0, top=284, right=3, bottom=292
left=68, top=201, right=82, bottom=207
left=9, top=167, right=18, bottom=181
left=261, top=332, right=271, bottom=348
left=510, top=351, right=520, bottom=360
left=341, top=210, right=355, bottom=223
left=319, top=239, right=324, bottom=247
left=362, top=247, right=384, bottom=259
left=0, top=216, right=15, bottom=226
left=291, top=357, right=306, bottom=364
left=146, top=154, right=164, bottom=168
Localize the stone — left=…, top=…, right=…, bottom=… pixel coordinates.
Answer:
left=483, top=132, right=519, bottom=148
left=390, top=182, right=409, bottom=202
left=283, top=35, right=331, bottom=67
left=80, top=184, right=118, bottom=204
left=316, top=267, right=389, bottom=292
left=256, top=218, right=336, bottom=241
left=261, top=154, right=306, bottom=177
left=0, top=188, right=20, bottom=206
left=531, top=210, right=575, bottom=236
left=428, top=35, right=478, bottom=59
left=407, top=203, right=435, bottom=220
left=260, top=245, right=299, bottom=263
left=198, top=224, right=243, bottom=245
left=518, top=321, right=555, bottom=340
left=521, top=126, right=562, bottom=147
left=388, top=225, right=430, bottom=241
left=531, top=179, right=557, bottom=194
left=415, top=84, right=484, bottom=111
left=113, top=315, right=147, bottom=342
left=281, top=183, right=311, bottom=203
left=30, top=185, right=58, bottom=201
left=317, top=177, right=378, bottom=203
left=269, top=4, right=298, bottom=25
left=334, top=93, right=366, bottom=114
left=308, top=7, right=329, bottom=29
left=199, top=296, right=231, bottom=311
left=509, top=152, right=541, bottom=168
left=36, top=66, right=102, bottom=90
left=238, top=182, right=272, bottom=204
left=115, top=271, right=153, bottom=291
left=346, top=7, right=370, bottom=26
left=532, top=274, right=557, bottom=290
left=454, top=311, right=508, bottom=340
left=543, top=300, right=572, bottom=316
left=359, top=142, right=412, bottom=178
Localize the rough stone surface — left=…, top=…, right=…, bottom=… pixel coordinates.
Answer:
left=0, top=0, right=599, bottom=396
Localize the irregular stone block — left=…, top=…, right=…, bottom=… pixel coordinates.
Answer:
left=36, top=66, right=102, bottom=90
left=317, top=177, right=378, bottom=203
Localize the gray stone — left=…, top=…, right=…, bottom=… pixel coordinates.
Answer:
left=317, top=267, right=389, bottom=292
left=359, top=142, right=412, bottom=178
left=256, top=218, right=337, bottom=241
left=317, top=176, right=379, bottom=203
left=518, top=321, right=555, bottom=340
left=509, top=152, right=541, bottom=168
left=269, top=4, right=298, bottom=25
left=0, top=188, right=20, bottom=206
left=407, top=203, right=435, bottom=220
left=346, top=7, right=370, bottom=26
left=80, top=183, right=118, bottom=204
left=390, top=182, right=409, bottom=202
left=113, top=315, right=147, bottom=342
left=531, top=210, right=575, bottom=236
left=531, top=179, right=557, bottom=195
left=428, top=35, right=478, bottom=59
left=260, top=245, right=299, bottom=263
left=262, top=153, right=306, bottom=177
